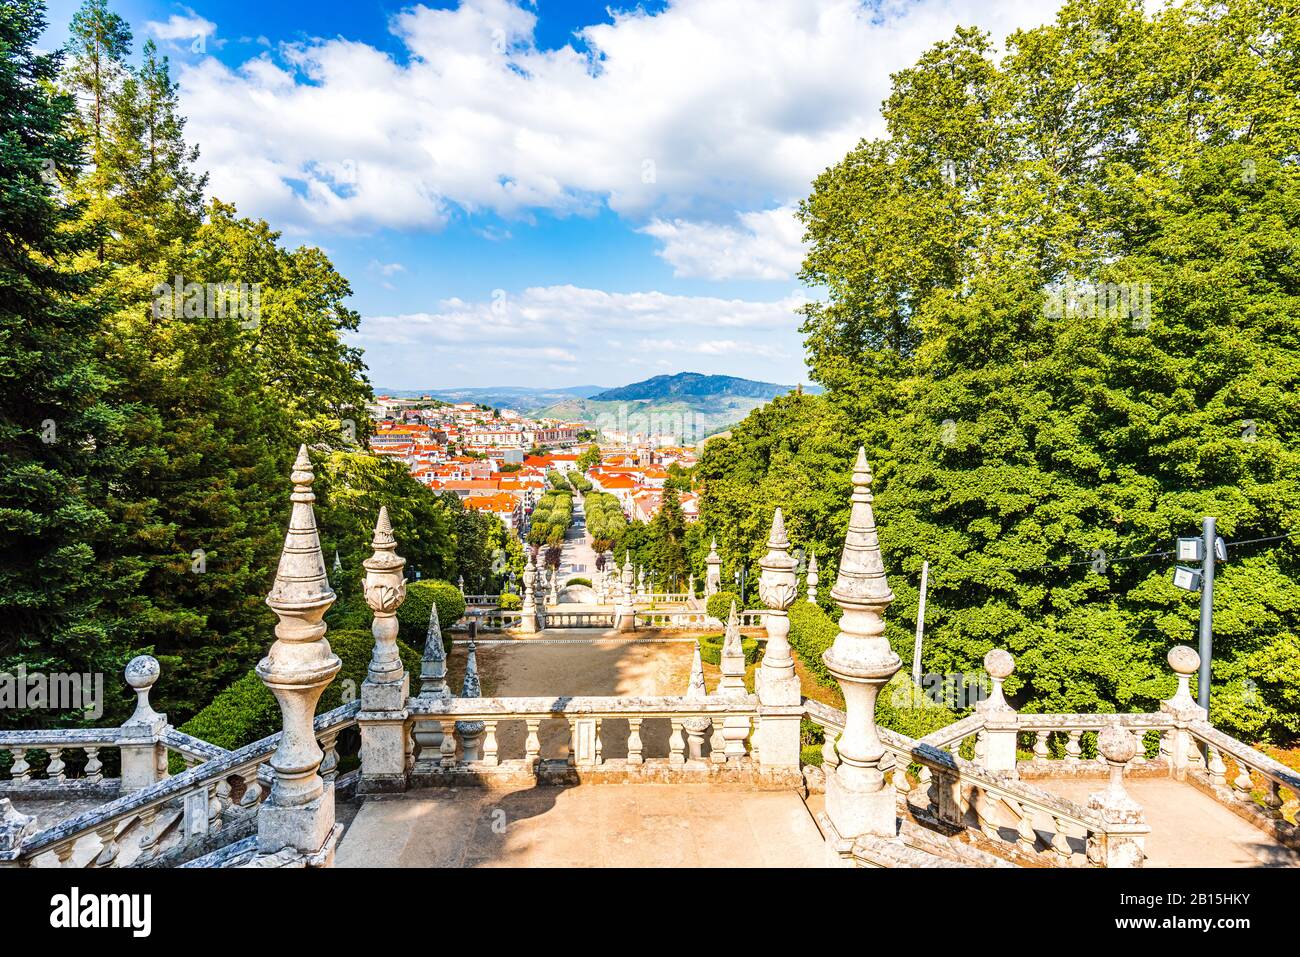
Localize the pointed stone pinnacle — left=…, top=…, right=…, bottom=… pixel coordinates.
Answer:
left=461, top=638, right=480, bottom=699
left=372, top=505, right=394, bottom=545
left=686, top=641, right=707, bottom=700
left=768, top=507, right=789, bottom=548
left=722, top=601, right=743, bottom=658
left=808, top=551, right=819, bottom=573
left=829, top=448, right=893, bottom=609
left=267, top=446, right=334, bottom=617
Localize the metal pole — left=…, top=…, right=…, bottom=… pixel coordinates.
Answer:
left=1197, top=516, right=1215, bottom=710
left=912, top=560, right=929, bottom=685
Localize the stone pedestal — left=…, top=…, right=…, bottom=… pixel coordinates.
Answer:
left=1087, top=725, right=1150, bottom=868
left=1160, top=645, right=1207, bottom=780
left=977, top=649, right=1018, bottom=774
left=119, top=655, right=168, bottom=793
left=358, top=506, right=410, bottom=794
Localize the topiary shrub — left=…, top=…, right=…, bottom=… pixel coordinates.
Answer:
left=498, top=592, right=522, bottom=610
left=564, top=577, right=591, bottom=588
left=706, top=590, right=740, bottom=621
left=396, top=579, right=466, bottom=645
left=176, top=629, right=422, bottom=754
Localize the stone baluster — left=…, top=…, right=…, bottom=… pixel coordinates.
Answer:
left=119, top=655, right=167, bottom=793
left=45, top=748, right=65, bottom=783
left=1160, top=645, right=1207, bottom=781
left=207, top=782, right=222, bottom=833
left=8, top=748, right=30, bottom=782
left=1033, top=730, right=1050, bottom=762
left=358, top=506, right=410, bottom=793
left=482, top=721, right=499, bottom=767
left=823, top=449, right=902, bottom=841
left=1231, top=760, right=1253, bottom=800
left=822, top=727, right=840, bottom=769
left=525, top=719, right=542, bottom=768
left=53, top=840, right=76, bottom=867
left=1050, top=817, right=1072, bottom=865
left=455, top=635, right=485, bottom=763
left=1016, top=804, right=1038, bottom=852
left=255, top=446, right=342, bottom=862
left=705, top=538, right=721, bottom=597
left=92, top=821, right=119, bottom=867
left=1264, top=780, right=1283, bottom=814
left=757, top=508, right=802, bottom=771
left=1064, top=730, right=1082, bottom=764
left=1207, top=748, right=1227, bottom=786
left=1086, top=724, right=1150, bottom=867
left=627, top=717, right=644, bottom=765
left=319, top=730, right=341, bottom=787
left=806, top=551, right=819, bottom=604
left=892, top=754, right=910, bottom=797
left=135, top=807, right=160, bottom=864
left=668, top=718, right=686, bottom=765
left=83, top=747, right=103, bottom=783
left=978, top=649, right=1018, bottom=774
left=682, top=642, right=711, bottom=762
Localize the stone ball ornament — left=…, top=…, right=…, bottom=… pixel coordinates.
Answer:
left=124, top=654, right=160, bottom=690
left=984, top=649, right=1015, bottom=680
left=1097, top=724, right=1137, bottom=764
left=1167, top=644, right=1200, bottom=676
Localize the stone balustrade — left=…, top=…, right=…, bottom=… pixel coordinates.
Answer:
left=1187, top=722, right=1300, bottom=847
left=403, top=693, right=775, bottom=785
left=0, top=702, right=359, bottom=869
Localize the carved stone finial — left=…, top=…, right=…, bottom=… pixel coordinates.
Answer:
left=683, top=641, right=711, bottom=760
left=420, top=598, right=448, bottom=698
left=363, top=506, right=407, bottom=685
left=806, top=551, right=819, bottom=603
left=822, top=447, right=902, bottom=840
left=256, top=446, right=342, bottom=856
left=1164, top=645, right=1200, bottom=711
left=705, top=537, right=722, bottom=596
left=454, top=636, right=485, bottom=759
left=124, top=655, right=162, bottom=725
left=686, top=641, right=707, bottom=700
left=980, top=649, right=1015, bottom=712
left=758, top=507, right=799, bottom=706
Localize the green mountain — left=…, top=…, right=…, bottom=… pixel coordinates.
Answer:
left=537, top=372, right=813, bottom=443
left=590, top=372, right=794, bottom=402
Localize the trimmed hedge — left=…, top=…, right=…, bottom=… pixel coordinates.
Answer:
left=787, top=601, right=957, bottom=739
left=498, top=592, right=522, bottom=610
left=177, top=629, right=423, bottom=753
left=696, top=632, right=760, bottom=667
left=565, top=577, right=592, bottom=588
left=706, top=591, right=740, bottom=621
left=396, top=579, right=467, bottom=646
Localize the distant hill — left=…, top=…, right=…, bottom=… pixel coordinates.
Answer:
left=376, top=384, right=608, bottom=411
left=590, top=372, right=794, bottom=402
left=536, top=372, right=816, bottom=443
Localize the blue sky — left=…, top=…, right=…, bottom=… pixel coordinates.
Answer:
left=41, top=0, right=1063, bottom=390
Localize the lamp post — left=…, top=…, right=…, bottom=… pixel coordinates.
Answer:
left=1172, top=518, right=1226, bottom=711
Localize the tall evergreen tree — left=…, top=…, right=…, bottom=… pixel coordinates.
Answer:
left=0, top=0, right=124, bottom=728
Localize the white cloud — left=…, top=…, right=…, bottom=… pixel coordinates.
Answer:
left=177, top=0, right=1064, bottom=258
left=354, top=284, right=812, bottom=387
left=147, top=11, right=217, bottom=43
left=641, top=204, right=806, bottom=280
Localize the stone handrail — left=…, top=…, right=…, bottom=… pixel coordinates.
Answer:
left=161, top=728, right=232, bottom=765
left=1189, top=722, right=1300, bottom=795
left=801, top=700, right=1108, bottom=865
left=464, top=594, right=500, bottom=605
left=2, top=702, right=360, bottom=866
left=408, top=693, right=758, bottom=719
left=1, top=728, right=123, bottom=789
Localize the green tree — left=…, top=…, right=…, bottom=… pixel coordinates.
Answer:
left=703, top=0, right=1300, bottom=742
left=0, top=0, right=127, bottom=728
